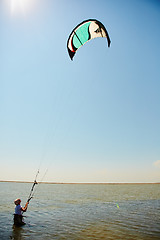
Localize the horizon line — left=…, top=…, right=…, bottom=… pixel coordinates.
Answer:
left=0, top=180, right=160, bottom=184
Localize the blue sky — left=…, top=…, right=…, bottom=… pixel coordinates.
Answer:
left=0, top=0, right=160, bottom=182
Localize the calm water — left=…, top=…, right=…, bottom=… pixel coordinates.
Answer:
left=0, top=182, right=159, bottom=240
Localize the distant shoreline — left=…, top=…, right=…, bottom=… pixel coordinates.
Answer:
left=0, top=180, right=159, bottom=184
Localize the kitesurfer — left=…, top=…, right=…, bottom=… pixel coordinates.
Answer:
left=13, top=198, right=29, bottom=226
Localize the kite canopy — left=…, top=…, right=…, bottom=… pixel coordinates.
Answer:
left=67, top=19, right=111, bottom=60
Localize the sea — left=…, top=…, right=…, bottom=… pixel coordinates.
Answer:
left=0, top=182, right=159, bottom=240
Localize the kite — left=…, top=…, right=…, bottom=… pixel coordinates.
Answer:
left=67, top=19, right=111, bottom=60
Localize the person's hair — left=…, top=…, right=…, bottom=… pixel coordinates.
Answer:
left=14, top=198, right=21, bottom=205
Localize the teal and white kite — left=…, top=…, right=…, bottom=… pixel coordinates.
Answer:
left=67, top=19, right=111, bottom=60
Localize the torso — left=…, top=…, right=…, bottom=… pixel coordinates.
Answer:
left=15, top=205, right=22, bottom=215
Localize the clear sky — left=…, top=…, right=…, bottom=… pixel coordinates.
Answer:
left=0, top=0, right=160, bottom=183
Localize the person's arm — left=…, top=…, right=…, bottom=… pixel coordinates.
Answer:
left=21, top=202, right=29, bottom=212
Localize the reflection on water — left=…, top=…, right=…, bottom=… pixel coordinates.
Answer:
left=11, top=225, right=26, bottom=240
left=0, top=183, right=160, bottom=239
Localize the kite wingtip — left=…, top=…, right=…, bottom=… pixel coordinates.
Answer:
left=108, top=39, right=111, bottom=48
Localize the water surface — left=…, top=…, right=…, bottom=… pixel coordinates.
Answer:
left=0, top=182, right=159, bottom=239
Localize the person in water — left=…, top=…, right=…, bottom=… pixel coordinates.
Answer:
left=14, top=198, right=29, bottom=226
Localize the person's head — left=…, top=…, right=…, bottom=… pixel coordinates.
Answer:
left=14, top=198, right=21, bottom=205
